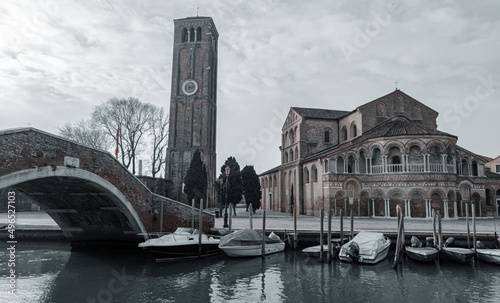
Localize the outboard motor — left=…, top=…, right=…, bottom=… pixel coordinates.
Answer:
left=411, top=236, right=422, bottom=248
left=476, top=240, right=486, bottom=249
left=345, top=241, right=360, bottom=263
left=444, top=237, right=455, bottom=248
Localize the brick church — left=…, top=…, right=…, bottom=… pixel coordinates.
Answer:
left=259, top=90, right=500, bottom=219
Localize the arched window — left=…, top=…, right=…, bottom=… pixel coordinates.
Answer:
left=189, top=28, right=195, bottom=42
left=304, top=167, right=310, bottom=183
left=295, top=147, right=298, bottom=160
left=290, top=129, right=295, bottom=144
left=342, top=126, right=348, bottom=141
left=196, top=27, right=202, bottom=41
left=324, top=131, right=330, bottom=143
left=496, top=189, right=500, bottom=196
left=182, top=28, right=188, bottom=42
left=290, top=149, right=294, bottom=161
left=350, top=123, right=357, bottom=138
left=472, top=161, right=479, bottom=176
left=312, top=165, right=318, bottom=182
left=284, top=151, right=288, bottom=163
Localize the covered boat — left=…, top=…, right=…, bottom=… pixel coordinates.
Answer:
left=338, top=231, right=391, bottom=264
left=218, top=229, right=285, bottom=257
left=138, top=227, right=221, bottom=260
left=405, top=236, right=439, bottom=263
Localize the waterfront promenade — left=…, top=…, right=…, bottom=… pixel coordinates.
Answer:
left=2, top=207, right=499, bottom=237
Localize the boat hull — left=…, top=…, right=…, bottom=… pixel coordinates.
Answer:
left=303, top=244, right=340, bottom=259
left=220, top=243, right=285, bottom=257
left=476, top=249, right=500, bottom=265
left=405, top=246, right=439, bottom=263
left=146, top=243, right=222, bottom=260
left=443, top=247, right=474, bottom=264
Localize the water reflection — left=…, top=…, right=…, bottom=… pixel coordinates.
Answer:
left=2, top=242, right=500, bottom=303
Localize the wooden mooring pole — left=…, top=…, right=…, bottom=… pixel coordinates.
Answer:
left=191, top=199, right=196, bottom=229
left=198, top=199, right=203, bottom=258
left=293, top=203, right=298, bottom=249
left=262, top=209, right=266, bottom=258
left=466, top=202, right=470, bottom=248
left=320, top=209, right=324, bottom=262
left=340, top=209, right=344, bottom=245
left=437, top=210, right=442, bottom=254
left=328, top=209, right=332, bottom=263
left=432, top=209, right=437, bottom=247
left=350, top=208, right=354, bottom=239
left=229, top=204, right=233, bottom=234
left=472, top=203, right=477, bottom=259
left=393, top=205, right=403, bottom=269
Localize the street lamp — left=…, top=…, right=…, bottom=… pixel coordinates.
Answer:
left=223, top=166, right=231, bottom=228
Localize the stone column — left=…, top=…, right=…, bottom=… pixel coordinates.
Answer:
left=344, top=159, right=348, bottom=173
left=425, top=199, right=431, bottom=218
left=384, top=199, right=390, bottom=218
left=407, top=199, right=412, bottom=217
left=368, top=158, right=372, bottom=174
left=332, top=158, right=337, bottom=173
left=468, top=163, right=473, bottom=177
left=453, top=200, right=458, bottom=218
left=423, top=154, right=427, bottom=172
left=324, top=159, right=329, bottom=173
left=443, top=199, right=449, bottom=218
left=383, top=156, right=387, bottom=173
left=344, top=199, right=347, bottom=217
left=355, top=159, right=359, bottom=174
left=442, top=154, right=447, bottom=173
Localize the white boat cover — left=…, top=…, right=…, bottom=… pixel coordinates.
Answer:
left=349, top=231, right=387, bottom=255
left=219, top=229, right=282, bottom=247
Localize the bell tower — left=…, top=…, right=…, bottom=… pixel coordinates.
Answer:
left=166, top=17, right=218, bottom=205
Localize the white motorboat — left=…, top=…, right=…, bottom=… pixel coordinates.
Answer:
left=218, top=229, right=285, bottom=257
left=138, top=227, right=221, bottom=260
left=476, top=241, right=500, bottom=265
left=338, top=231, right=391, bottom=264
left=476, top=249, right=500, bottom=265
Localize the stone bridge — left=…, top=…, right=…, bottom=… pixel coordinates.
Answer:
left=0, top=128, right=214, bottom=249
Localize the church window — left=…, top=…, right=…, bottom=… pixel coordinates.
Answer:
left=295, top=147, right=298, bottom=160
left=290, top=129, right=295, bottom=144
left=304, top=167, right=310, bottom=183
left=182, top=28, right=188, bottom=42
left=376, top=102, right=386, bottom=117
left=284, top=151, right=288, bottom=163
left=190, top=28, right=195, bottom=42
left=342, top=126, right=348, bottom=141
left=312, top=166, right=318, bottom=182
left=290, top=149, right=294, bottom=161
left=413, top=105, right=422, bottom=120
left=350, top=122, right=357, bottom=137
left=196, top=27, right=202, bottom=41
left=324, top=131, right=330, bottom=142
left=472, top=161, right=479, bottom=176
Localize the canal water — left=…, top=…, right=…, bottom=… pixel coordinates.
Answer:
left=1, top=241, right=500, bottom=303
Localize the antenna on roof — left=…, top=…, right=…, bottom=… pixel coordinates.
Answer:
left=197, top=6, right=199, bottom=17
left=395, top=81, right=398, bottom=90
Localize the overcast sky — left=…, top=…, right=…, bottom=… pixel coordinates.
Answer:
left=1, top=0, right=499, bottom=175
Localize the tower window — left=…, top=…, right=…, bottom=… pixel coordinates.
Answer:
left=196, top=27, right=202, bottom=41
left=182, top=28, right=188, bottom=42
left=324, top=131, right=330, bottom=143
left=190, top=28, right=195, bottom=42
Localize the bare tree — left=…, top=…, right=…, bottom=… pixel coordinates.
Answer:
left=148, top=107, right=169, bottom=177
left=58, top=119, right=111, bottom=150
left=92, top=97, right=154, bottom=174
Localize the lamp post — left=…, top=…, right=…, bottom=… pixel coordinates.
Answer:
left=223, top=166, right=231, bottom=228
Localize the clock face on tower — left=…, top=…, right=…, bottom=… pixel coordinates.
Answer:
left=182, top=79, right=198, bottom=96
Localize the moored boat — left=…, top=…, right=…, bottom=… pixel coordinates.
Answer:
left=303, top=244, right=341, bottom=259
left=442, top=237, right=473, bottom=264
left=138, top=227, right=221, bottom=260
left=338, top=231, right=391, bottom=264
left=476, top=241, right=500, bottom=265
left=218, top=229, right=285, bottom=257
left=405, top=236, right=438, bottom=263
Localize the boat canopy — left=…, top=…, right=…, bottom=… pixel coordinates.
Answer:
left=219, top=229, right=281, bottom=247
left=349, top=232, right=387, bottom=255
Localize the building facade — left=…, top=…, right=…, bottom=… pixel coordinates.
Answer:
left=166, top=17, right=218, bottom=206
left=259, top=90, right=500, bottom=219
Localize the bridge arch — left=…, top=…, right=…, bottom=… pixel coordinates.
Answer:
left=1, top=166, right=147, bottom=248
